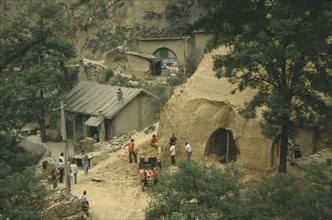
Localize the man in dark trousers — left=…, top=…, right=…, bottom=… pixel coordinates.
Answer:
left=58, top=158, right=64, bottom=183
left=123, top=139, right=137, bottom=163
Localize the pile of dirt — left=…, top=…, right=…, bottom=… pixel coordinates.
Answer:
left=41, top=188, right=88, bottom=220
left=36, top=157, right=57, bottom=182
left=68, top=129, right=156, bottom=219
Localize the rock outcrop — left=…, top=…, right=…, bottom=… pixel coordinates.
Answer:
left=158, top=48, right=272, bottom=171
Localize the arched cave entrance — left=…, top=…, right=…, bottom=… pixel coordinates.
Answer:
left=153, top=47, right=177, bottom=67
left=205, top=128, right=238, bottom=162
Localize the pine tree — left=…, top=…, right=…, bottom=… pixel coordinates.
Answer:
left=0, top=0, right=76, bottom=142
left=191, top=0, right=332, bottom=172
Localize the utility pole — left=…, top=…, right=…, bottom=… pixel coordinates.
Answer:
left=226, top=130, right=229, bottom=163
left=60, top=101, right=70, bottom=194
left=183, top=36, right=190, bottom=79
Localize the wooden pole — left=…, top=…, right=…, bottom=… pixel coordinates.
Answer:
left=60, top=101, right=70, bottom=194
left=226, top=130, right=229, bottom=163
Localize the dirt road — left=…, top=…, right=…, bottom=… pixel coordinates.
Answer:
left=69, top=133, right=157, bottom=220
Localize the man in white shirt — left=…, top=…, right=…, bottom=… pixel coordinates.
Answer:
left=70, top=161, right=78, bottom=184
left=80, top=190, right=89, bottom=206
left=185, top=142, right=192, bottom=160
left=170, top=145, right=176, bottom=165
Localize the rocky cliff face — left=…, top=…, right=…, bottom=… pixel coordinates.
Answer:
left=1, top=0, right=206, bottom=74
left=157, top=47, right=273, bottom=171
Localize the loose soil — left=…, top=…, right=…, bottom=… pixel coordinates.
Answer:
left=70, top=150, right=149, bottom=219
left=56, top=131, right=158, bottom=220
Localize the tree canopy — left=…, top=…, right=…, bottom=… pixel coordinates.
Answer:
left=190, top=0, right=332, bottom=172
left=145, top=160, right=332, bottom=220
left=0, top=0, right=76, bottom=142
left=0, top=136, right=47, bottom=219
left=145, top=161, right=245, bottom=219
left=0, top=0, right=75, bottom=218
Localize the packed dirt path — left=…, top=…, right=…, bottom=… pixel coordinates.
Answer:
left=69, top=132, right=156, bottom=220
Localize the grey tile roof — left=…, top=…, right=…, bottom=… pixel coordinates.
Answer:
left=84, top=116, right=101, bottom=126
left=64, top=81, right=147, bottom=119
left=126, top=51, right=159, bottom=60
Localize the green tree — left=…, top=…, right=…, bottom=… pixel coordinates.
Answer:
left=245, top=161, right=332, bottom=219
left=145, top=161, right=245, bottom=219
left=0, top=136, right=47, bottom=219
left=191, top=0, right=332, bottom=172
left=0, top=0, right=76, bottom=142
left=145, top=160, right=332, bottom=220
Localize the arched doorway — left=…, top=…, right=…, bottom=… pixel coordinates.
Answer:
left=153, top=47, right=177, bottom=67
left=205, top=128, right=238, bottom=162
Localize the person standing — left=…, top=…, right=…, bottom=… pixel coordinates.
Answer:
left=185, top=142, right=192, bottom=160
left=150, top=134, right=158, bottom=149
left=70, top=160, right=78, bottom=184
left=81, top=151, right=89, bottom=175
left=170, top=144, right=176, bottom=165
left=51, top=168, right=58, bottom=189
left=123, top=139, right=137, bottom=163
left=58, top=158, right=64, bottom=183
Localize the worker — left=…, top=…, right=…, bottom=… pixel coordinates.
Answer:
left=170, top=144, right=176, bottom=165
left=123, top=139, right=137, bottom=163
left=150, top=134, right=158, bottom=149
left=168, top=134, right=177, bottom=147
left=185, top=142, right=192, bottom=160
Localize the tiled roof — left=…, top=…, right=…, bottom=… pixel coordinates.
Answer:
left=64, top=81, right=148, bottom=119
left=126, top=51, right=158, bottom=60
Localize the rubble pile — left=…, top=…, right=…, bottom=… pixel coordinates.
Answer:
left=74, top=137, right=96, bottom=153
left=88, top=138, right=161, bottom=189
left=92, top=153, right=140, bottom=187
left=107, top=130, right=138, bottom=149
left=36, top=157, right=57, bottom=181
left=73, top=131, right=139, bottom=154
left=41, top=189, right=88, bottom=220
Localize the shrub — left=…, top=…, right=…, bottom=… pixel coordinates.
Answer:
left=105, top=69, right=114, bottom=81
left=185, top=55, right=199, bottom=77
left=145, top=160, right=332, bottom=220
left=245, top=161, right=332, bottom=220
left=0, top=135, right=47, bottom=219
left=145, top=161, right=245, bottom=219
left=109, top=74, right=133, bottom=87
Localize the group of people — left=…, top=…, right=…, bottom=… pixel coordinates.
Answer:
left=50, top=152, right=90, bottom=213
left=122, top=133, right=192, bottom=165
left=168, top=134, right=192, bottom=165
left=51, top=151, right=89, bottom=190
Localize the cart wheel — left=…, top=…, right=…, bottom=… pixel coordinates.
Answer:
left=141, top=182, right=145, bottom=192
